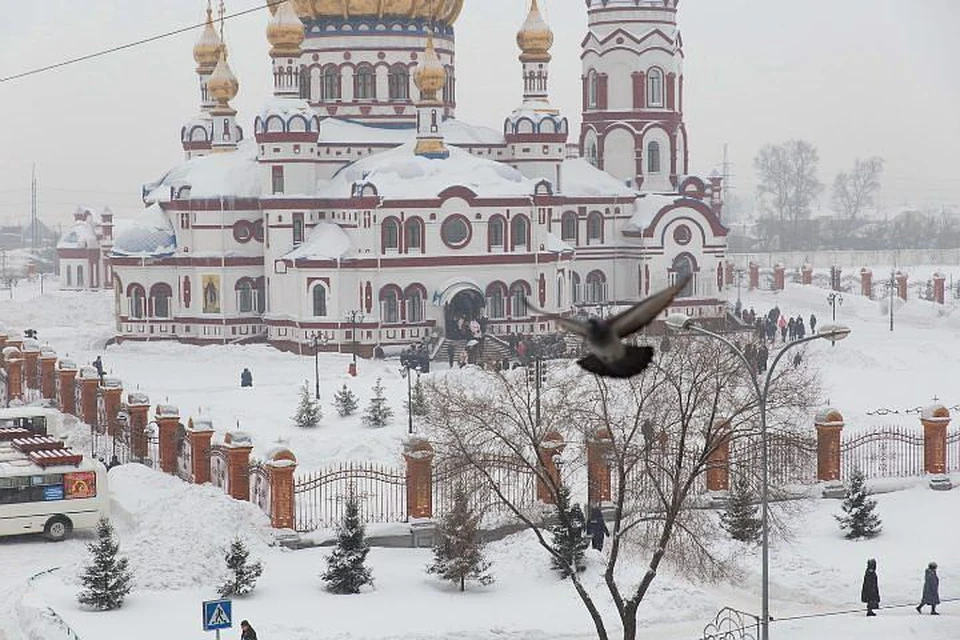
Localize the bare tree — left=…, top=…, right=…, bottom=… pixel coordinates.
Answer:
left=424, top=338, right=818, bottom=640
left=832, top=157, right=884, bottom=221
left=754, top=140, right=823, bottom=249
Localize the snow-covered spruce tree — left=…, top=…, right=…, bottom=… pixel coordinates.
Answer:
left=218, top=537, right=263, bottom=597
left=77, top=517, right=133, bottom=611
left=292, top=380, right=322, bottom=428
left=406, top=376, right=429, bottom=417
left=427, top=486, right=493, bottom=591
left=549, top=484, right=588, bottom=578
left=334, top=384, right=359, bottom=417
left=720, top=476, right=762, bottom=544
left=362, top=378, right=393, bottom=428
left=322, top=494, right=374, bottom=594
left=836, top=468, right=882, bottom=540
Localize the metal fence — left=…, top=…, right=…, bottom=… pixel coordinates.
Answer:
left=840, top=426, right=925, bottom=479
left=294, top=463, right=407, bottom=532
left=432, top=456, right=539, bottom=522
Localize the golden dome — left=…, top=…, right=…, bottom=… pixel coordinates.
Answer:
left=267, top=0, right=306, bottom=56
left=207, top=49, right=239, bottom=107
left=517, top=0, right=553, bottom=62
left=193, top=4, right=223, bottom=72
left=268, top=0, right=464, bottom=26
left=413, top=32, right=446, bottom=102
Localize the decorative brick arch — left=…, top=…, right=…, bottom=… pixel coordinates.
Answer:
left=508, top=279, right=531, bottom=317
left=488, top=214, right=506, bottom=251
left=404, top=216, right=425, bottom=254
left=381, top=216, right=401, bottom=252
left=510, top=214, right=531, bottom=252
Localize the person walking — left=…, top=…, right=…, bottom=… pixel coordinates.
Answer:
left=809, top=313, right=818, bottom=334
left=917, top=562, right=940, bottom=615
left=240, top=620, right=258, bottom=640
left=861, top=558, right=880, bottom=617
left=240, top=367, right=253, bottom=388
left=92, top=356, right=105, bottom=384
left=778, top=314, right=787, bottom=343
left=585, top=506, right=609, bottom=552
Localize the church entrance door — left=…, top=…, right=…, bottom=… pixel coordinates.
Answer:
left=445, top=289, right=484, bottom=340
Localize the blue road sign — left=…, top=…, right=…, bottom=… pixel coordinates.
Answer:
left=202, top=599, right=232, bottom=632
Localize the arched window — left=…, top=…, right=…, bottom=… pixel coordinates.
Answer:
left=571, top=271, right=582, bottom=305
left=587, top=212, right=604, bottom=243
left=382, top=218, right=400, bottom=252
left=256, top=278, right=265, bottom=313
left=586, top=140, right=598, bottom=167
left=65, top=265, right=73, bottom=287
left=585, top=271, right=607, bottom=303
left=380, top=286, right=400, bottom=324
left=561, top=212, right=578, bottom=242
left=485, top=281, right=507, bottom=319
left=647, top=141, right=661, bottom=174
left=77, top=265, right=85, bottom=288
left=312, top=284, right=328, bottom=317
left=556, top=274, right=565, bottom=308
left=587, top=69, right=598, bottom=109
left=149, top=283, right=173, bottom=318
left=509, top=281, right=530, bottom=317
left=405, top=284, right=425, bottom=323
left=510, top=215, right=529, bottom=251
left=647, top=68, right=664, bottom=107
left=405, top=218, right=424, bottom=253
left=443, top=65, right=455, bottom=104
left=671, top=254, right=696, bottom=298
left=236, top=279, right=256, bottom=313
left=388, top=64, right=409, bottom=100
left=488, top=216, right=505, bottom=249
left=321, top=65, right=341, bottom=100
left=354, top=64, right=376, bottom=100
left=128, top=284, right=146, bottom=319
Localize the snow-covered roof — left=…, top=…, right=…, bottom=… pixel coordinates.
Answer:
left=921, top=403, right=950, bottom=421
left=624, top=194, right=695, bottom=232
left=258, top=97, right=317, bottom=124
left=57, top=218, right=100, bottom=250
left=143, top=140, right=261, bottom=204
left=284, top=222, right=352, bottom=261
left=559, top=158, right=636, bottom=198
left=110, top=204, right=177, bottom=258
left=544, top=232, right=574, bottom=254
left=318, top=142, right=537, bottom=200
left=814, top=407, right=845, bottom=425
left=317, top=118, right=504, bottom=146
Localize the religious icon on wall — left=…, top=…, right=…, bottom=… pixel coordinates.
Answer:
left=202, top=275, right=221, bottom=314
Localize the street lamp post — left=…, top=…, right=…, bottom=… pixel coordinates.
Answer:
left=826, top=292, right=843, bottom=322
left=344, top=310, right=365, bottom=369
left=665, top=314, right=851, bottom=640
left=399, top=348, right=423, bottom=435
left=312, top=333, right=330, bottom=400
left=736, top=267, right=744, bottom=307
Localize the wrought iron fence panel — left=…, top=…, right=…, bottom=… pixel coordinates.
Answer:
left=210, top=445, right=228, bottom=491
left=729, top=433, right=817, bottom=488
left=294, top=463, right=406, bottom=533
left=249, top=461, right=271, bottom=518
left=702, top=607, right=759, bottom=640
left=0, top=368, right=7, bottom=407
left=840, top=426, right=925, bottom=479
left=176, top=429, right=193, bottom=483
left=947, top=429, right=960, bottom=473
left=432, top=455, right=538, bottom=522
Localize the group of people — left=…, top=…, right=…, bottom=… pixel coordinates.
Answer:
left=861, top=559, right=942, bottom=617
left=569, top=505, right=611, bottom=552
left=736, top=305, right=819, bottom=346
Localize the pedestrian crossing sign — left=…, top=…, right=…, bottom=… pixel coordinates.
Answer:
left=202, top=599, right=232, bottom=631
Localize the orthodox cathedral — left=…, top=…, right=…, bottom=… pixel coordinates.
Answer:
left=71, top=0, right=728, bottom=354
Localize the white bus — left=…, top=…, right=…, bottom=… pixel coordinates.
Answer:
left=0, top=407, right=64, bottom=438
left=0, top=439, right=109, bottom=541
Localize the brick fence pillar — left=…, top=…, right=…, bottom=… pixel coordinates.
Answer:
left=921, top=404, right=952, bottom=490
left=724, top=261, right=734, bottom=286
left=21, top=342, right=40, bottom=391
left=801, top=264, right=813, bottom=285
left=266, top=447, right=298, bottom=529
left=748, top=262, right=759, bottom=291
left=57, top=360, right=78, bottom=415
left=78, top=368, right=100, bottom=428
left=0, top=330, right=7, bottom=352
left=156, top=404, right=181, bottom=475
left=101, top=379, right=123, bottom=437
left=39, top=348, right=57, bottom=400
left=188, top=417, right=215, bottom=485
left=860, top=268, right=873, bottom=299
left=224, top=431, right=254, bottom=502
left=895, top=271, right=908, bottom=300
left=3, top=348, right=23, bottom=405
left=815, top=407, right=845, bottom=497
left=587, top=428, right=613, bottom=506
left=536, top=431, right=566, bottom=505
left=706, top=420, right=732, bottom=492
left=933, top=273, right=945, bottom=305
left=404, top=437, right=435, bottom=519
left=773, top=264, right=785, bottom=292
left=126, top=392, right=151, bottom=462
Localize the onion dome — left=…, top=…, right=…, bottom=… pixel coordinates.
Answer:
left=413, top=32, right=446, bottom=102
left=193, top=3, right=223, bottom=73
left=267, top=0, right=305, bottom=57
left=268, top=0, right=464, bottom=26
left=517, top=0, right=553, bottom=62
left=207, top=48, right=239, bottom=108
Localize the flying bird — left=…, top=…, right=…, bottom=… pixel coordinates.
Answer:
left=527, top=275, right=691, bottom=379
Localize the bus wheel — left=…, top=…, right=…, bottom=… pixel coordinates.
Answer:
left=44, top=516, right=73, bottom=542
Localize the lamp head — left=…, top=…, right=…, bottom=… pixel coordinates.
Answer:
left=817, top=323, right=851, bottom=342
left=665, top=313, right=693, bottom=332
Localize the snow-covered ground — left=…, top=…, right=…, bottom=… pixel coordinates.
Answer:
left=1, top=271, right=959, bottom=639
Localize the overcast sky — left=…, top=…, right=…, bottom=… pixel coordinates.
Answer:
left=1, top=0, right=958, bottom=227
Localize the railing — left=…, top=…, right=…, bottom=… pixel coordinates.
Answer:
left=250, top=461, right=271, bottom=515
left=294, top=463, right=406, bottom=532
left=840, top=426, right=925, bottom=479
left=432, top=455, right=539, bottom=522
left=210, top=445, right=228, bottom=490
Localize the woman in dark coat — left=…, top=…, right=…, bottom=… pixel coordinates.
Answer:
left=240, top=620, right=257, bottom=640
left=585, top=506, right=609, bottom=552
left=861, top=558, right=880, bottom=616
left=917, top=562, right=940, bottom=614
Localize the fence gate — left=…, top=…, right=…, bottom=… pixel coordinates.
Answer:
left=841, top=426, right=924, bottom=479
left=702, top=607, right=760, bottom=640
left=432, top=456, right=539, bottom=522
left=294, top=463, right=406, bottom=532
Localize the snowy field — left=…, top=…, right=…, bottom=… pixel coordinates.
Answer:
left=0, top=270, right=959, bottom=639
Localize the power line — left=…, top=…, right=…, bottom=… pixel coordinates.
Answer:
left=0, top=1, right=284, bottom=85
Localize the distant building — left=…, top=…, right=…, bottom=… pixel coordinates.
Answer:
left=56, top=206, right=114, bottom=290
left=109, top=0, right=727, bottom=352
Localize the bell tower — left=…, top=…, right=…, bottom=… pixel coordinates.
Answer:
left=580, top=0, right=687, bottom=192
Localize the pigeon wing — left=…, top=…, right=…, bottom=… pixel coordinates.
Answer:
left=524, top=297, right=589, bottom=337
left=609, top=275, right=691, bottom=338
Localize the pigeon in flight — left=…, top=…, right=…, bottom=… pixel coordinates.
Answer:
left=527, top=275, right=691, bottom=379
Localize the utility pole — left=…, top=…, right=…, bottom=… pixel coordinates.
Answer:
left=721, top=143, right=735, bottom=203
left=30, top=164, right=38, bottom=252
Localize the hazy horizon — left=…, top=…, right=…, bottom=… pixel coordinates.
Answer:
left=1, top=0, right=958, bottom=228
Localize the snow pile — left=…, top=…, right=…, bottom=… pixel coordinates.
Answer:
left=284, top=221, right=352, bottom=260
left=108, top=464, right=275, bottom=589
left=559, top=157, right=636, bottom=198
left=110, top=203, right=176, bottom=258
left=142, top=139, right=260, bottom=203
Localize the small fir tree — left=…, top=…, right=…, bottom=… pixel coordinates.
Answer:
left=77, top=517, right=133, bottom=611
left=334, top=384, right=359, bottom=417
left=836, top=469, right=882, bottom=540
left=405, top=376, right=429, bottom=417
left=427, top=486, right=493, bottom=591
left=322, top=494, right=374, bottom=594
left=362, top=378, right=393, bottom=428
left=549, top=484, right=588, bottom=578
left=292, top=380, right=322, bottom=428
left=217, top=537, right=263, bottom=597
left=720, top=476, right=762, bottom=544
